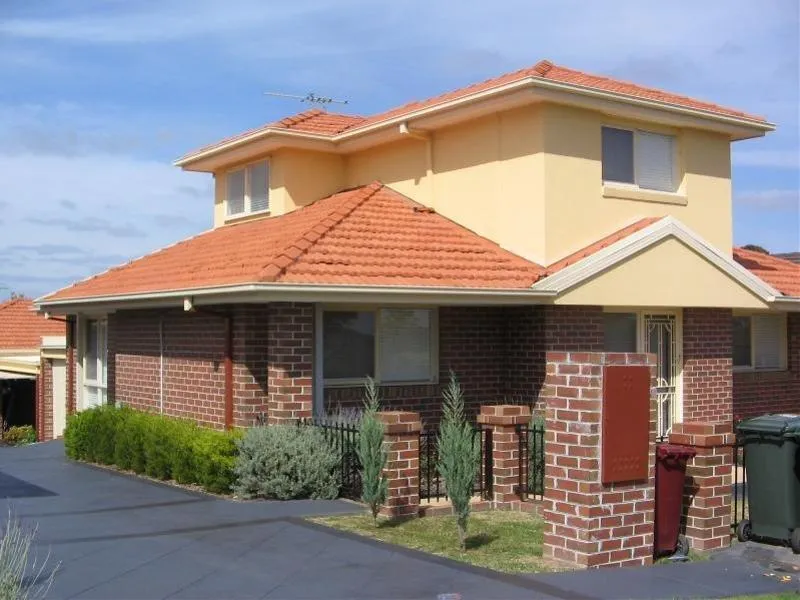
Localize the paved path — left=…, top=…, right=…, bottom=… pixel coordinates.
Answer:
left=1, top=441, right=797, bottom=599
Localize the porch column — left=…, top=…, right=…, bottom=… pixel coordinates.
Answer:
left=669, top=422, right=734, bottom=551
left=376, top=411, right=422, bottom=519
left=478, top=404, right=530, bottom=510
left=266, top=302, right=314, bottom=424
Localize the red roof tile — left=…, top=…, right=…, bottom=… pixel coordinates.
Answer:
left=180, top=60, right=766, bottom=162
left=544, top=217, right=663, bottom=275
left=733, top=248, right=800, bottom=297
left=0, top=298, right=65, bottom=350
left=42, top=184, right=545, bottom=302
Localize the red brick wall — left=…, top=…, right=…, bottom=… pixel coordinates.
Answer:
left=266, top=302, right=313, bottom=424
left=323, top=306, right=508, bottom=427
left=682, top=308, right=733, bottom=424
left=733, top=312, right=800, bottom=419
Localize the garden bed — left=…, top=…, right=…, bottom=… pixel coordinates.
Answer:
left=308, top=510, right=558, bottom=574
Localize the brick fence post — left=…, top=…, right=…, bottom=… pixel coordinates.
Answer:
left=669, top=422, right=734, bottom=551
left=478, top=404, right=531, bottom=510
left=376, top=411, right=422, bottom=519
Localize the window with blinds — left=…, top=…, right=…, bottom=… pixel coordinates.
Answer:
left=602, top=127, right=677, bottom=192
left=226, top=161, right=269, bottom=217
left=322, top=307, right=436, bottom=384
left=83, top=318, right=108, bottom=408
left=733, top=314, right=786, bottom=371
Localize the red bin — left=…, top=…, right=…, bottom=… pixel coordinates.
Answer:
left=655, top=443, right=696, bottom=556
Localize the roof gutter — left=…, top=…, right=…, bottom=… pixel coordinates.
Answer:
left=175, top=77, right=773, bottom=168
left=35, top=283, right=557, bottom=313
left=771, top=296, right=800, bottom=311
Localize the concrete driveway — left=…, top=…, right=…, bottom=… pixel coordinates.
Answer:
left=2, top=441, right=796, bottom=600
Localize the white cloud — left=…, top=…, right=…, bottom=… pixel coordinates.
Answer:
left=733, top=150, right=800, bottom=169
left=735, top=189, right=800, bottom=210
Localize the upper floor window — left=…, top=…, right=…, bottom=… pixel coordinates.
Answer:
left=226, top=161, right=269, bottom=217
left=733, top=314, right=786, bottom=371
left=602, top=127, right=676, bottom=192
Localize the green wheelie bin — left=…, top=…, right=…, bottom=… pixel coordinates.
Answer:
left=735, top=414, right=800, bottom=553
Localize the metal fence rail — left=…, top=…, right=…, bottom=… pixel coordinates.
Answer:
left=419, top=426, right=492, bottom=503
left=732, top=438, right=748, bottom=531
left=299, top=417, right=362, bottom=501
left=516, top=421, right=546, bottom=501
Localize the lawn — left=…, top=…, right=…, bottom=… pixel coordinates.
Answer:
left=308, top=510, right=552, bottom=574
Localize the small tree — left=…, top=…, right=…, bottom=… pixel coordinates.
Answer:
left=437, top=373, right=480, bottom=551
left=356, top=377, right=388, bottom=525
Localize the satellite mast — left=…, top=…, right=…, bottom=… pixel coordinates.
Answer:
left=263, top=91, right=349, bottom=111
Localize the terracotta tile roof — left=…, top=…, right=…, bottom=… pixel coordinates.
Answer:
left=0, top=298, right=65, bottom=350
left=41, top=183, right=545, bottom=302
left=775, top=252, right=800, bottom=265
left=179, top=60, right=765, bottom=162
left=733, top=248, right=800, bottom=297
left=544, top=217, right=663, bottom=275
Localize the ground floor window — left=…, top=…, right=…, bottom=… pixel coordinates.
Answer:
left=733, top=313, right=786, bottom=371
left=321, top=307, right=437, bottom=384
left=82, top=318, right=108, bottom=408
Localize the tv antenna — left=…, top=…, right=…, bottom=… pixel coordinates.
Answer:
left=264, top=91, right=349, bottom=110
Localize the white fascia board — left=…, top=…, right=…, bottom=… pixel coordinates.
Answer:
left=772, top=297, right=800, bottom=312
left=35, top=283, right=557, bottom=314
left=532, top=216, right=780, bottom=302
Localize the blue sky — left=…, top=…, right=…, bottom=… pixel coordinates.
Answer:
left=1, top=0, right=798, bottom=298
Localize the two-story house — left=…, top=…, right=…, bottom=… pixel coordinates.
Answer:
left=36, top=60, right=799, bottom=441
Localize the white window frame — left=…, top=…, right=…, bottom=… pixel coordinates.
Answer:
left=732, top=312, right=788, bottom=372
left=78, top=316, right=108, bottom=409
left=225, top=160, right=270, bottom=218
left=316, top=305, right=439, bottom=388
left=601, top=126, right=679, bottom=193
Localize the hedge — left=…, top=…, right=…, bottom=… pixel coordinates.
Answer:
left=64, top=405, right=240, bottom=494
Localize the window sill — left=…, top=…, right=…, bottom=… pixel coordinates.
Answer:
left=324, top=378, right=438, bottom=388
left=224, top=209, right=271, bottom=225
left=733, top=366, right=788, bottom=375
left=603, top=184, right=687, bottom=206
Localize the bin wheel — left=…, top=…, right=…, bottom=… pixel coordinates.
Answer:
left=736, top=519, right=752, bottom=543
left=677, top=535, right=690, bottom=556
left=791, top=529, right=800, bottom=555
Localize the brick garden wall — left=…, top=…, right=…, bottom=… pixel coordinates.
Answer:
left=40, top=358, right=53, bottom=441
left=733, top=312, right=800, bottom=419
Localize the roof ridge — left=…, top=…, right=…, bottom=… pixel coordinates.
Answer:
left=275, top=108, right=325, bottom=129
left=258, top=182, right=385, bottom=282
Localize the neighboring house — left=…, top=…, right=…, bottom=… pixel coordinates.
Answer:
left=0, top=298, right=67, bottom=439
left=776, top=252, right=800, bottom=265
left=36, top=59, right=799, bottom=441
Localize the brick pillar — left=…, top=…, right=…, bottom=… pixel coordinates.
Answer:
left=267, top=302, right=313, bottom=424
left=669, top=422, right=734, bottom=551
left=376, top=411, right=421, bottom=519
left=478, top=404, right=531, bottom=509
left=542, top=352, right=657, bottom=568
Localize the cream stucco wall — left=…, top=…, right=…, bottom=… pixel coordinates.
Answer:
left=541, top=103, right=732, bottom=265
left=556, top=237, right=768, bottom=309
left=212, top=150, right=345, bottom=227
left=346, top=107, right=546, bottom=263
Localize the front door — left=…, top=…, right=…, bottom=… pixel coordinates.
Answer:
left=643, top=313, right=681, bottom=440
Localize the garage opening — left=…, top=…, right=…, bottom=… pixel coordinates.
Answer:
left=0, top=376, right=36, bottom=430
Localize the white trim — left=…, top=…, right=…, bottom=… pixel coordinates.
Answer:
left=174, top=76, right=773, bottom=168
left=36, top=284, right=556, bottom=313
left=533, top=216, right=781, bottom=302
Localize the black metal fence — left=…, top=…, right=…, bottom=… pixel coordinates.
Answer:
left=299, top=417, right=362, bottom=501
left=516, top=421, right=546, bottom=501
left=732, top=437, right=748, bottom=531
left=419, top=426, right=493, bottom=502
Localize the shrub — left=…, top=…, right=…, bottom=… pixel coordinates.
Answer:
left=233, top=425, right=341, bottom=500
left=63, top=406, right=239, bottom=495
left=0, top=508, right=59, bottom=600
left=437, top=373, right=480, bottom=551
left=357, top=378, right=388, bottom=524
left=2, top=426, right=36, bottom=446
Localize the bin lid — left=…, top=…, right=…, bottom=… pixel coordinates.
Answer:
left=736, top=413, right=800, bottom=437
left=656, top=443, right=697, bottom=459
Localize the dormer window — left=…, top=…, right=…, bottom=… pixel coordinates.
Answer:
left=226, top=161, right=269, bottom=217
left=602, top=127, right=676, bottom=192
